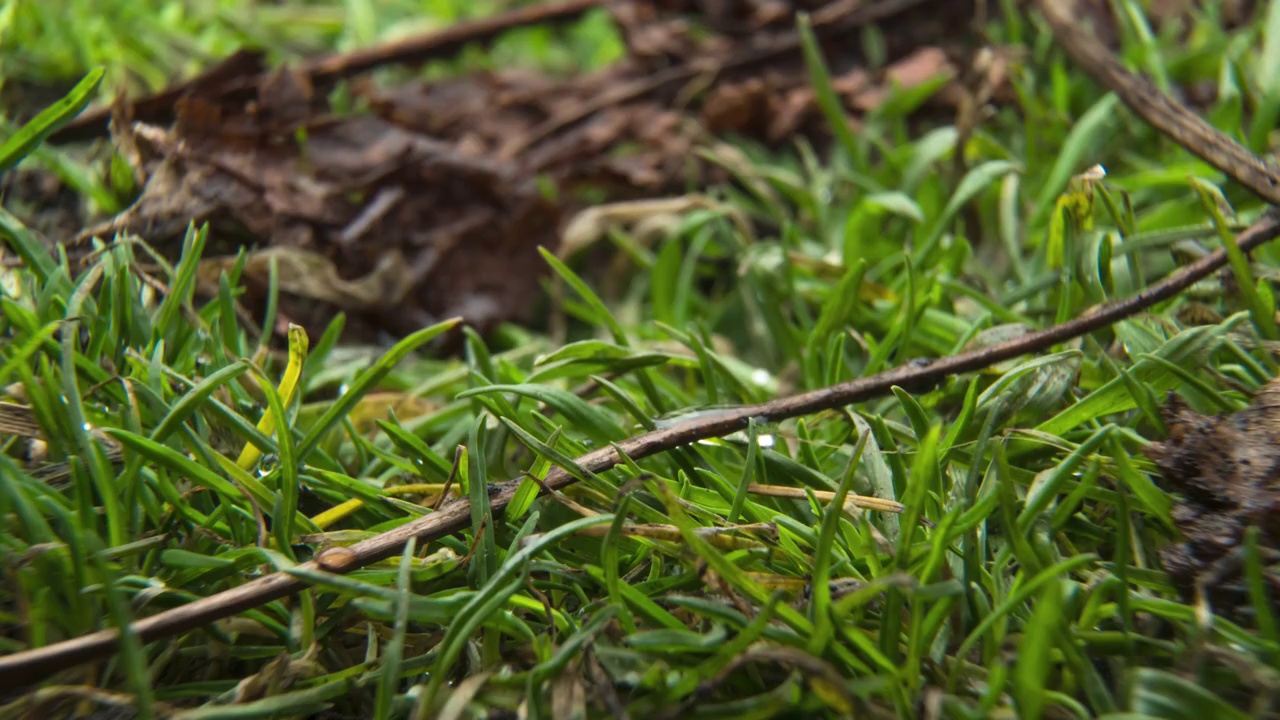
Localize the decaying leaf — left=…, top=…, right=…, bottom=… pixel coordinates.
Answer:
left=1145, top=376, right=1280, bottom=621
left=21, top=0, right=995, bottom=346
left=196, top=246, right=423, bottom=312
left=232, top=645, right=324, bottom=703
left=559, top=195, right=754, bottom=259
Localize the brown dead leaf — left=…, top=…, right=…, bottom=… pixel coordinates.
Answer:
left=196, top=246, right=421, bottom=312
left=551, top=659, right=589, bottom=720
left=848, top=47, right=955, bottom=111
left=232, top=646, right=323, bottom=703
left=560, top=195, right=753, bottom=259
left=1146, top=378, right=1280, bottom=622
left=44, top=0, right=989, bottom=346
left=85, top=109, right=561, bottom=341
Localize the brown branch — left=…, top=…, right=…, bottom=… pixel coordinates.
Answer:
left=1035, top=0, right=1280, bottom=204
left=47, top=0, right=606, bottom=144
left=2, top=209, right=1278, bottom=689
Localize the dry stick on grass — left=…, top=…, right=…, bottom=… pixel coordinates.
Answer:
left=7, top=0, right=1280, bottom=691
left=3, top=211, right=1280, bottom=689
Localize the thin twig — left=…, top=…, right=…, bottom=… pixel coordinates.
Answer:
left=2, top=210, right=1278, bottom=689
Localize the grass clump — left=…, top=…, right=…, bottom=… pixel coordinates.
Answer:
left=3, top=2, right=1280, bottom=719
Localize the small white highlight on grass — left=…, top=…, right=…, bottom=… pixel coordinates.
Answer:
left=758, top=434, right=775, bottom=449
left=256, top=454, right=279, bottom=477
left=751, top=368, right=771, bottom=386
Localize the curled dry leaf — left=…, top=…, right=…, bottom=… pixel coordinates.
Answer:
left=196, top=246, right=421, bottom=312
left=559, top=194, right=755, bottom=259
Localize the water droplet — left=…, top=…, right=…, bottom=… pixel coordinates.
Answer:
left=257, top=453, right=279, bottom=476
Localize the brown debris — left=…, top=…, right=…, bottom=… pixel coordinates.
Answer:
left=36, top=0, right=995, bottom=342
left=84, top=100, right=561, bottom=338
left=1145, top=379, right=1280, bottom=622
left=0, top=401, right=125, bottom=488
left=0, top=168, right=87, bottom=241
left=10, top=0, right=1267, bottom=343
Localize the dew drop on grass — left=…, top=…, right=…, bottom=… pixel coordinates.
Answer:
left=257, top=453, right=279, bottom=476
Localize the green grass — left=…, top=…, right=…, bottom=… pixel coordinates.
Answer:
left=0, top=0, right=623, bottom=101
left=4, top=1, right=1280, bottom=718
